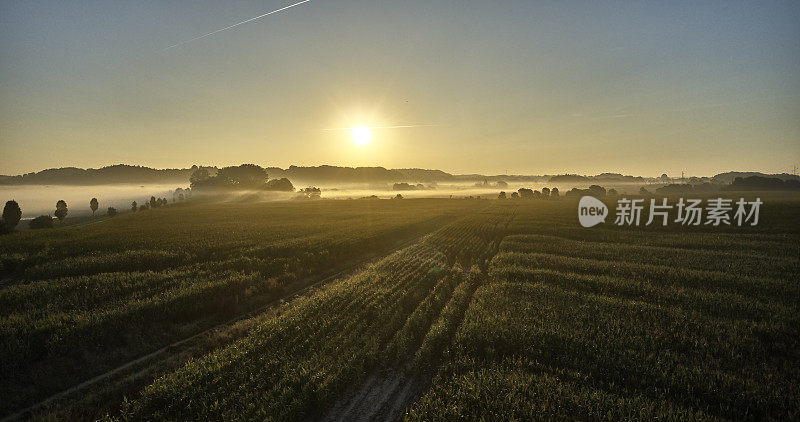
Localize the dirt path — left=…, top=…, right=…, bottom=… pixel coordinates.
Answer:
left=323, top=210, right=514, bottom=422
left=322, top=369, right=426, bottom=422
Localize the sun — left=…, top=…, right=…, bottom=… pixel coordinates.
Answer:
left=351, top=126, right=372, bottom=145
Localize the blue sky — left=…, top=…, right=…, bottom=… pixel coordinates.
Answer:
left=1, top=0, right=798, bottom=176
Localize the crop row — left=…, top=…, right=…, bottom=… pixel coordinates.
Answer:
left=501, top=233, right=799, bottom=279
left=0, top=200, right=483, bottom=415
left=406, top=202, right=800, bottom=420
left=113, top=204, right=517, bottom=420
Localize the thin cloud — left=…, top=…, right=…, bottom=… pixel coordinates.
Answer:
left=321, top=124, right=440, bottom=131
left=667, top=95, right=798, bottom=113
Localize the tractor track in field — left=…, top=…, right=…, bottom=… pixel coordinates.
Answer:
left=2, top=228, right=436, bottom=422
left=322, top=216, right=510, bottom=422
left=321, top=268, right=481, bottom=422
left=321, top=367, right=427, bottom=422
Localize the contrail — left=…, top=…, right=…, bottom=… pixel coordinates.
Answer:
left=162, top=0, right=313, bottom=51
left=322, top=124, right=440, bottom=131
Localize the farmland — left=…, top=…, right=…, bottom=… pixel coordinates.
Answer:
left=0, top=199, right=483, bottom=415
left=408, top=200, right=800, bottom=420
left=1, top=197, right=798, bottom=420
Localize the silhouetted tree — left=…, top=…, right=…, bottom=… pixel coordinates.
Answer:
left=131, top=201, right=138, bottom=212
left=299, top=187, right=321, bottom=199
left=107, top=207, right=117, bottom=217
left=178, top=193, right=185, bottom=201
left=266, top=178, right=294, bottom=191
left=551, top=187, right=559, bottom=197
left=511, top=192, right=519, bottom=199
left=2, top=200, right=22, bottom=232
left=517, top=188, right=534, bottom=199
left=150, top=196, right=157, bottom=208
left=90, top=198, right=99, bottom=216
left=394, top=193, right=404, bottom=199
left=498, top=191, right=506, bottom=199
left=608, top=188, right=619, bottom=196
left=588, top=185, right=606, bottom=197
left=541, top=187, right=550, bottom=196
left=189, top=168, right=211, bottom=186
left=216, top=164, right=268, bottom=187
left=639, top=187, right=651, bottom=195
left=29, top=215, right=53, bottom=229
left=191, top=164, right=299, bottom=192
left=54, top=200, right=68, bottom=221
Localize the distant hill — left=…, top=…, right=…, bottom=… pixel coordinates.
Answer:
left=548, top=173, right=648, bottom=183
left=451, top=174, right=543, bottom=182
left=549, top=174, right=590, bottom=183
left=0, top=165, right=460, bottom=186
left=395, top=168, right=455, bottom=182
left=712, top=172, right=799, bottom=185
left=0, top=164, right=213, bottom=186
left=0, top=164, right=448, bottom=186
left=591, top=173, right=646, bottom=182
left=3, top=165, right=795, bottom=188
left=722, top=176, right=800, bottom=191
left=280, top=165, right=406, bottom=184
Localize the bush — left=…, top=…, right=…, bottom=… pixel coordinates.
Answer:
left=266, top=178, right=295, bottom=192
left=298, top=187, right=321, bottom=199
left=29, top=215, right=54, bottom=229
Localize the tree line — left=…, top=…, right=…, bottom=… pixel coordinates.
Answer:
left=497, top=185, right=629, bottom=200
left=0, top=192, right=182, bottom=234
left=498, top=187, right=561, bottom=200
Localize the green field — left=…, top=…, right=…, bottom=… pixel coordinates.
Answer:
left=1, top=197, right=798, bottom=420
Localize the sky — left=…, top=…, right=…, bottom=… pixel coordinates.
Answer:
left=1, top=0, right=798, bottom=177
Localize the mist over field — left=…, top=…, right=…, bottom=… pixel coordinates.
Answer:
left=0, top=179, right=672, bottom=219
left=0, top=185, right=185, bottom=218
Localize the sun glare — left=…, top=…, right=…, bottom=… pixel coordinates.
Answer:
left=351, top=126, right=372, bottom=145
